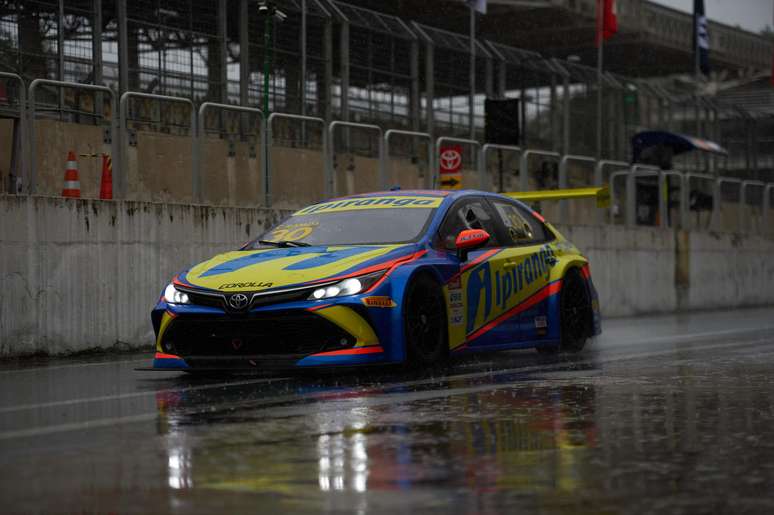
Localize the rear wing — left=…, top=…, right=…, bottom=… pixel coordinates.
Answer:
left=504, top=186, right=610, bottom=209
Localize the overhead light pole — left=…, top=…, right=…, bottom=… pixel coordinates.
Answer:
left=257, top=1, right=287, bottom=115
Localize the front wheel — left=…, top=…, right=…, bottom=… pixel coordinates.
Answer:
left=404, top=274, right=448, bottom=367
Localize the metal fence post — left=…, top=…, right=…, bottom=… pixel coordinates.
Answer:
left=558, top=154, right=596, bottom=222
left=384, top=130, right=433, bottom=189
left=28, top=79, right=117, bottom=196
left=266, top=113, right=327, bottom=205
left=740, top=180, right=765, bottom=234
left=684, top=173, right=715, bottom=232
left=594, top=160, right=629, bottom=224
left=480, top=143, right=521, bottom=192
left=118, top=92, right=195, bottom=200
left=329, top=121, right=384, bottom=196
left=0, top=72, right=26, bottom=192
left=712, top=177, right=742, bottom=232
left=196, top=103, right=264, bottom=204
left=764, top=183, right=774, bottom=236
left=519, top=149, right=560, bottom=192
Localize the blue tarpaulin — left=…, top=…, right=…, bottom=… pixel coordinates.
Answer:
left=632, top=131, right=727, bottom=164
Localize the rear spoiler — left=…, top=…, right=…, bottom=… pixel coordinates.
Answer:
left=504, top=185, right=610, bottom=209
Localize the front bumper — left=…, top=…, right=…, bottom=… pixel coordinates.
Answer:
left=151, top=298, right=393, bottom=370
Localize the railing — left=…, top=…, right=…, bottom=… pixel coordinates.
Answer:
left=196, top=102, right=264, bottom=204
left=480, top=143, right=521, bottom=192
left=119, top=92, right=195, bottom=200
left=329, top=121, right=385, bottom=197
left=28, top=79, right=118, bottom=195
left=11, top=85, right=774, bottom=238
left=266, top=113, right=327, bottom=206
left=0, top=72, right=27, bottom=192
left=384, top=130, right=433, bottom=190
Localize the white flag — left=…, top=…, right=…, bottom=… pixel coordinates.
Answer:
left=466, top=0, right=487, bottom=14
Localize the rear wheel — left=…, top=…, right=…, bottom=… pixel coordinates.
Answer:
left=558, top=268, right=592, bottom=352
left=404, top=274, right=448, bottom=367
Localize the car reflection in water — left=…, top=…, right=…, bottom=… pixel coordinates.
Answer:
left=152, top=358, right=599, bottom=510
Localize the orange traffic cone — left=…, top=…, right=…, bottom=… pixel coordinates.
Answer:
left=62, top=151, right=81, bottom=198
left=99, top=154, right=113, bottom=200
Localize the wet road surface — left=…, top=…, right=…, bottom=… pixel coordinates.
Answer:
left=1, top=307, right=774, bottom=514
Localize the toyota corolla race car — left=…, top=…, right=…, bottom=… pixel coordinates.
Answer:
left=150, top=190, right=601, bottom=371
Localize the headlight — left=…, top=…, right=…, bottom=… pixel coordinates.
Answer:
left=164, top=283, right=191, bottom=305
left=309, top=271, right=384, bottom=300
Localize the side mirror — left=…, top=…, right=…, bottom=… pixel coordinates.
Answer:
left=455, top=229, right=490, bottom=262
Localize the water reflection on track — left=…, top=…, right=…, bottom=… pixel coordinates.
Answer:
left=1, top=307, right=774, bottom=514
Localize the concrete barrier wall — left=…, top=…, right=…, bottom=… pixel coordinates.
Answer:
left=0, top=195, right=287, bottom=356
left=1, top=195, right=773, bottom=357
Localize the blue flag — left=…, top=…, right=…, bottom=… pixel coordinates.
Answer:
left=693, top=0, right=710, bottom=75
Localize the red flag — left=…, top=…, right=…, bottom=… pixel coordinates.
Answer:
left=596, top=0, right=618, bottom=47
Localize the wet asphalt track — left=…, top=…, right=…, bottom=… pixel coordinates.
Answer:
left=1, top=307, right=774, bottom=514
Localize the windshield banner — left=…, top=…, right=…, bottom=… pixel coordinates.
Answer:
left=294, top=196, right=443, bottom=216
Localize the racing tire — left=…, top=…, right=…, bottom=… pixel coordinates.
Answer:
left=404, top=273, right=448, bottom=367
left=558, top=267, right=592, bottom=353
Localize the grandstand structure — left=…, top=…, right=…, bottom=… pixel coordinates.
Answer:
left=1, top=0, right=773, bottom=174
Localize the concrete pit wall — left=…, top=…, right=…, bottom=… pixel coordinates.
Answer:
left=2, top=194, right=774, bottom=357
left=0, top=195, right=287, bottom=356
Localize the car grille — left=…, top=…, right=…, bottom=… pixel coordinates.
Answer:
left=161, top=311, right=355, bottom=361
left=182, top=286, right=319, bottom=311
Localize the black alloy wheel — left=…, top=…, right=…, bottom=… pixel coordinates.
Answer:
left=558, top=268, right=592, bottom=352
left=404, top=273, right=448, bottom=366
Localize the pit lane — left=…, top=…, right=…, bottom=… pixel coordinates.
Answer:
left=1, top=307, right=774, bottom=514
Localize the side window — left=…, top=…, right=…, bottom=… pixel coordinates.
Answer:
left=438, top=200, right=501, bottom=250
left=490, top=200, right=549, bottom=246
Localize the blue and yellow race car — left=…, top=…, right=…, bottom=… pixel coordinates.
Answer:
left=151, top=190, right=601, bottom=371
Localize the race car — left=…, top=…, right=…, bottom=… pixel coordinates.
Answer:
left=150, top=190, right=601, bottom=371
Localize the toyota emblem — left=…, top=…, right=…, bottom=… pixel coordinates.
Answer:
left=228, top=293, right=249, bottom=310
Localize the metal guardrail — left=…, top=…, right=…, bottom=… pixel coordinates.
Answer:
left=14, top=92, right=774, bottom=239
left=712, top=177, right=742, bottom=232
left=558, top=154, right=596, bottom=223
left=329, top=121, right=385, bottom=196
left=661, top=170, right=684, bottom=229
left=594, top=160, right=629, bottom=224
left=519, top=149, right=560, bottom=192
left=684, top=172, right=715, bottom=231
left=480, top=143, right=521, bottom=192
left=267, top=113, right=327, bottom=205
left=29, top=79, right=119, bottom=195
left=196, top=102, right=264, bottom=204
left=384, top=129, right=433, bottom=190
left=740, top=180, right=766, bottom=234
left=0, top=72, right=27, bottom=192
left=119, top=92, right=195, bottom=199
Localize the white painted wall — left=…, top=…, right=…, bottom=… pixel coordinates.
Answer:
left=1, top=195, right=772, bottom=356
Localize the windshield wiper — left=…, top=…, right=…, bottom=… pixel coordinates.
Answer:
left=257, top=240, right=312, bottom=248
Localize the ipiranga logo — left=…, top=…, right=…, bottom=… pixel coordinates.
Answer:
left=294, top=196, right=443, bottom=216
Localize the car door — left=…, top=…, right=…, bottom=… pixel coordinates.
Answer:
left=486, top=198, right=556, bottom=344
left=436, top=197, right=515, bottom=349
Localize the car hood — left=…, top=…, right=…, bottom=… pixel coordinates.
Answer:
left=177, top=244, right=419, bottom=293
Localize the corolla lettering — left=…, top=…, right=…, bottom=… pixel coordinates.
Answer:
left=218, top=282, right=273, bottom=289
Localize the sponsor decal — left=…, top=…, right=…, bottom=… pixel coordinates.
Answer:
left=466, top=245, right=558, bottom=334
left=362, top=296, right=397, bottom=308
left=268, top=221, right=318, bottom=242
left=534, top=315, right=547, bottom=329
left=447, top=276, right=464, bottom=326
left=294, top=196, right=443, bottom=216
left=219, top=282, right=273, bottom=290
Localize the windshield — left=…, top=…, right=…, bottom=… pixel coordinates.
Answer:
left=246, top=195, right=442, bottom=247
